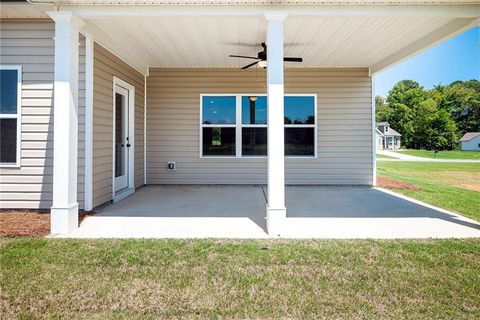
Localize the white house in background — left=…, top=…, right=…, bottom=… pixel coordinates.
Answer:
left=460, top=132, right=480, bottom=151
left=0, top=1, right=479, bottom=236
left=376, top=122, right=402, bottom=150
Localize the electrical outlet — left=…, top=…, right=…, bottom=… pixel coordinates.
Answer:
left=167, top=161, right=176, bottom=171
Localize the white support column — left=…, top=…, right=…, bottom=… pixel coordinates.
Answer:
left=84, top=36, right=94, bottom=211
left=48, top=11, right=84, bottom=234
left=265, top=12, right=287, bottom=236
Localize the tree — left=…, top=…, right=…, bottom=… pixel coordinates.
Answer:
left=430, top=109, right=458, bottom=150
left=431, top=80, right=480, bottom=134
left=376, top=79, right=461, bottom=150
left=387, top=80, right=429, bottom=108
left=412, top=98, right=437, bottom=149
left=375, top=95, right=392, bottom=122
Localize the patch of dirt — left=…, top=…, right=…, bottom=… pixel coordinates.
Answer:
left=433, top=171, right=480, bottom=192
left=377, top=176, right=421, bottom=191
left=0, top=210, right=94, bottom=237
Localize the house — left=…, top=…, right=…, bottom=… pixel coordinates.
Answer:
left=1, top=1, right=479, bottom=236
left=376, top=122, right=402, bottom=150
left=460, top=132, right=480, bottom=151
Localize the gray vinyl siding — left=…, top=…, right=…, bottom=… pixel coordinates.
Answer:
left=147, top=68, right=373, bottom=185
left=92, top=44, right=145, bottom=208
left=0, top=20, right=86, bottom=209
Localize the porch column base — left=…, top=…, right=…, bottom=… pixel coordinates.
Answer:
left=266, top=206, right=286, bottom=236
left=51, top=203, right=79, bottom=235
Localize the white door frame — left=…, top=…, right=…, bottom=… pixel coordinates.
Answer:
left=112, top=76, right=135, bottom=202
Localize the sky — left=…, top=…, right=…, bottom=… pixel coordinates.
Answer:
left=374, top=26, right=480, bottom=97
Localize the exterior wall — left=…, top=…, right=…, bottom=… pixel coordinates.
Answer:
left=376, top=133, right=384, bottom=150
left=92, top=44, right=145, bottom=208
left=0, top=20, right=86, bottom=209
left=147, top=68, right=373, bottom=185
left=461, top=136, right=480, bottom=151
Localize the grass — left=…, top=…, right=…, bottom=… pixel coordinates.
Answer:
left=376, top=153, right=396, bottom=159
left=394, top=149, right=480, bottom=160
left=377, top=161, right=480, bottom=221
left=1, top=238, right=479, bottom=319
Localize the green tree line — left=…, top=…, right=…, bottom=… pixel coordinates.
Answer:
left=376, top=79, right=480, bottom=150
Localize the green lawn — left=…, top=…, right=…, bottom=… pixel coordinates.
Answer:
left=1, top=238, right=479, bottom=319
left=376, top=153, right=396, bottom=159
left=394, top=149, right=480, bottom=160
left=377, top=161, right=480, bottom=221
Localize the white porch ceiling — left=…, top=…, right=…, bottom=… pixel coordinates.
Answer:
left=2, top=2, right=479, bottom=74
left=88, top=15, right=463, bottom=69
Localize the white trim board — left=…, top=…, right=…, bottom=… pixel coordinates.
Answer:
left=112, top=76, right=135, bottom=202
left=144, top=74, right=147, bottom=185
left=57, top=5, right=480, bottom=19
left=84, top=36, right=94, bottom=211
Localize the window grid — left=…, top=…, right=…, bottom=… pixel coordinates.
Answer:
left=0, top=65, right=22, bottom=167
left=200, top=94, right=317, bottom=159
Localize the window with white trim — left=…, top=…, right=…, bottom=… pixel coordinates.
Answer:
left=200, top=94, right=316, bottom=158
left=0, top=66, right=22, bottom=167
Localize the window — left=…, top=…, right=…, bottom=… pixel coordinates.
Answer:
left=242, top=96, right=267, bottom=156
left=201, top=96, right=236, bottom=156
left=0, top=66, right=21, bottom=167
left=284, top=96, right=315, bottom=156
left=200, top=94, right=316, bottom=157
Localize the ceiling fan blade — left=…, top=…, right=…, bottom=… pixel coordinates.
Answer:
left=229, top=55, right=260, bottom=60
left=284, top=57, right=303, bottom=62
left=241, top=61, right=259, bottom=70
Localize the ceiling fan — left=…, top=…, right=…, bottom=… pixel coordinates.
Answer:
left=229, top=42, right=303, bottom=69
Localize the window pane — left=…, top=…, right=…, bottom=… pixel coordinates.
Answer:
left=242, top=96, right=267, bottom=124
left=0, top=119, right=17, bottom=163
left=202, top=127, right=236, bottom=156
left=285, top=127, right=314, bottom=156
left=115, top=93, right=126, bottom=178
left=242, top=128, right=267, bottom=156
left=202, top=96, right=236, bottom=124
left=0, top=69, right=18, bottom=114
left=284, top=96, right=315, bottom=124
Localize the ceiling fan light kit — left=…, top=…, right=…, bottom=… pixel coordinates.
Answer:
left=229, top=42, right=303, bottom=70
left=257, top=60, right=268, bottom=69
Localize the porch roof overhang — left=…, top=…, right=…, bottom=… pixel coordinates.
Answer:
left=3, top=2, right=480, bottom=76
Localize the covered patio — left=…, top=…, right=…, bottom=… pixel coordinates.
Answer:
left=67, top=186, right=480, bottom=238
left=7, top=2, right=478, bottom=237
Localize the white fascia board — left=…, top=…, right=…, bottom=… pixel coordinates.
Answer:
left=370, top=17, right=478, bottom=75
left=59, top=5, right=480, bottom=19
left=80, top=21, right=149, bottom=75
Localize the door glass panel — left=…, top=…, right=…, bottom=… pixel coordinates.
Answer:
left=115, top=92, right=126, bottom=178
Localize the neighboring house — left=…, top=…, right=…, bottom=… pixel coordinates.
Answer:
left=375, top=128, right=385, bottom=150
left=0, top=1, right=479, bottom=235
left=460, top=132, right=480, bottom=151
left=376, top=122, right=402, bottom=150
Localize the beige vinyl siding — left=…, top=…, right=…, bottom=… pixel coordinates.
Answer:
left=92, top=44, right=145, bottom=208
left=147, top=68, right=373, bottom=185
left=0, top=20, right=86, bottom=209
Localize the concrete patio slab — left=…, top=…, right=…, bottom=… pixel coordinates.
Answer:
left=66, top=185, right=480, bottom=239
